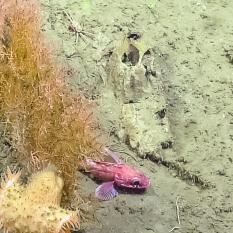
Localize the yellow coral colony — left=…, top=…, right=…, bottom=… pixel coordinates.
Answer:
left=0, top=166, right=79, bottom=233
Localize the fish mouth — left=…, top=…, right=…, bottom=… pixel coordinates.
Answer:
left=118, top=178, right=151, bottom=189
left=120, top=184, right=149, bottom=189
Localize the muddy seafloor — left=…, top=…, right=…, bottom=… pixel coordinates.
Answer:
left=7, top=0, right=233, bottom=232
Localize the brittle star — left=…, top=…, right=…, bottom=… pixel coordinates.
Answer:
left=63, top=10, right=94, bottom=43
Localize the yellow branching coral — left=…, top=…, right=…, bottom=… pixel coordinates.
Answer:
left=0, top=165, right=79, bottom=233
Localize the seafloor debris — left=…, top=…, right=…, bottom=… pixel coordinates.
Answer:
left=63, top=10, right=94, bottom=43
left=0, top=165, right=79, bottom=233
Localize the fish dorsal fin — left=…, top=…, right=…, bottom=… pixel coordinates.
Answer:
left=104, top=148, right=123, bottom=164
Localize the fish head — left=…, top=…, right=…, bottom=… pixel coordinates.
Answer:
left=114, top=165, right=150, bottom=189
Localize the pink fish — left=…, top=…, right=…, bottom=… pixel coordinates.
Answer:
left=86, top=148, right=150, bottom=201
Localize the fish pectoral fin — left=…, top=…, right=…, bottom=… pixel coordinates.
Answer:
left=95, top=181, right=118, bottom=201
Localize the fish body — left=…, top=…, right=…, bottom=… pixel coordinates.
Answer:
left=86, top=148, right=150, bottom=201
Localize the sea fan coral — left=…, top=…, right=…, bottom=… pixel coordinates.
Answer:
left=0, top=166, right=79, bottom=233
left=0, top=0, right=104, bottom=199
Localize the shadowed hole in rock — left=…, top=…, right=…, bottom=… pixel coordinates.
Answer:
left=121, top=44, right=140, bottom=66
left=155, top=108, right=166, bottom=119
left=142, top=49, right=157, bottom=80
left=127, top=32, right=142, bottom=40
left=161, top=140, right=173, bottom=149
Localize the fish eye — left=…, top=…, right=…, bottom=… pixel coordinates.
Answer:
left=132, top=180, right=140, bottom=186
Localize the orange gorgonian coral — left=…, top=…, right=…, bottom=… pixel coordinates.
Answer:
left=0, top=0, right=104, bottom=199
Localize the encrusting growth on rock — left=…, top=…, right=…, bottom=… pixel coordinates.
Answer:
left=0, top=165, right=79, bottom=233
